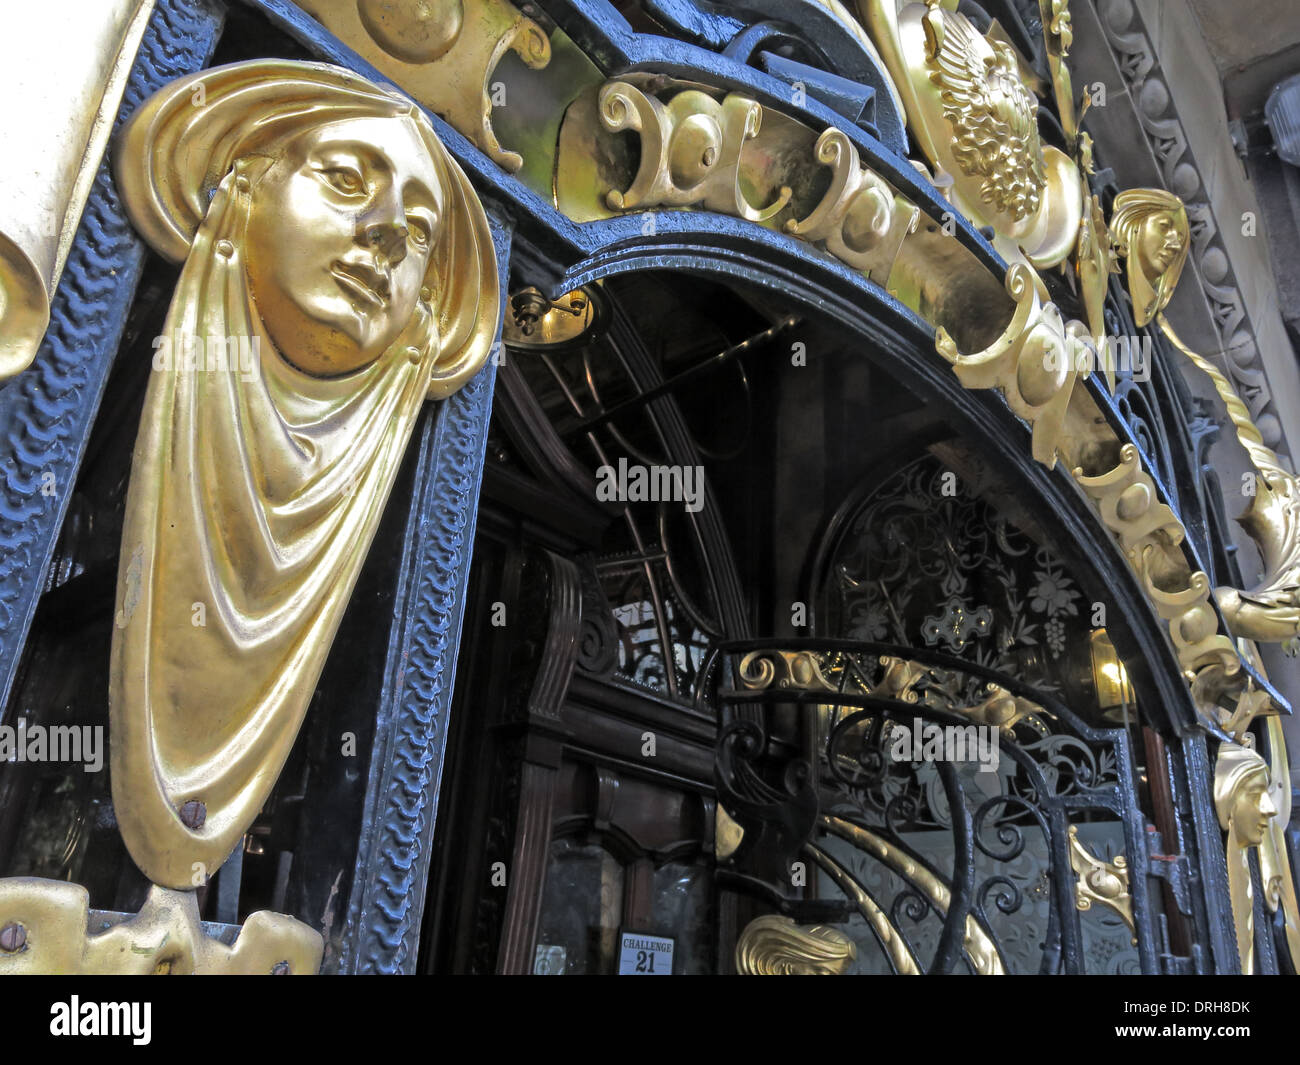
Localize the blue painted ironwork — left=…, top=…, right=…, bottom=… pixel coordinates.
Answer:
left=0, top=0, right=224, bottom=712
left=337, top=220, right=512, bottom=975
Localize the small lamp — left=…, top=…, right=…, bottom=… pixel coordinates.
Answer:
left=1090, top=628, right=1135, bottom=722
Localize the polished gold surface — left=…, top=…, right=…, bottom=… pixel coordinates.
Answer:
left=1159, top=314, right=1300, bottom=645
left=1074, top=159, right=1117, bottom=387
left=1067, top=825, right=1135, bottom=943
left=936, top=262, right=1092, bottom=468
left=1112, top=189, right=1189, bottom=329
left=785, top=127, right=919, bottom=284
left=1214, top=743, right=1278, bottom=973
left=0, top=0, right=155, bottom=380
left=1089, top=629, right=1135, bottom=714
left=295, top=0, right=551, bottom=172
left=1073, top=445, right=1240, bottom=683
left=598, top=81, right=792, bottom=221
left=1038, top=0, right=1077, bottom=148
left=110, top=60, right=499, bottom=888
left=0, top=878, right=322, bottom=975
left=854, top=0, right=1082, bottom=267
left=1258, top=715, right=1300, bottom=970
left=735, top=914, right=857, bottom=975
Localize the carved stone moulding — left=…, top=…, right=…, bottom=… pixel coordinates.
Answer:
left=1093, top=0, right=1289, bottom=455
left=0, top=878, right=322, bottom=975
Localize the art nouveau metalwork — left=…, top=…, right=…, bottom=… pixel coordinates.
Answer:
left=936, top=263, right=1091, bottom=468
left=1213, top=743, right=1278, bottom=973
left=1159, top=315, right=1300, bottom=645
left=735, top=914, right=857, bottom=975
left=785, top=128, right=920, bottom=284
left=294, top=0, right=551, bottom=172
left=1068, top=824, right=1135, bottom=942
left=0, top=879, right=321, bottom=975
left=107, top=59, right=498, bottom=889
left=1111, top=189, right=1190, bottom=329
left=854, top=0, right=1082, bottom=267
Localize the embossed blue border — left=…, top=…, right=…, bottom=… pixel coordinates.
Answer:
left=339, top=219, right=512, bottom=975
left=0, top=0, right=225, bottom=710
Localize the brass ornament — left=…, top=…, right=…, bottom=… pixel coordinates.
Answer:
left=822, top=816, right=1005, bottom=974
left=936, top=262, right=1093, bottom=468
left=1110, top=189, right=1189, bottom=329
left=853, top=0, right=1082, bottom=267
left=1073, top=445, right=1240, bottom=682
left=1213, top=742, right=1279, bottom=973
left=109, top=60, right=500, bottom=889
left=0, top=879, right=322, bottom=975
left=1038, top=0, right=1077, bottom=148
left=806, top=843, right=921, bottom=974
left=598, top=81, right=792, bottom=222
left=923, top=3, right=1046, bottom=225
left=1258, top=716, right=1300, bottom=970
left=1074, top=176, right=1118, bottom=388
left=294, top=0, right=551, bottom=172
left=784, top=127, right=920, bottom=284
left=735, top=914, right=856, bottom=975
left=1159, top=314, right=1300, bottom=645
left=1067, top=826, right=1135, bottom=943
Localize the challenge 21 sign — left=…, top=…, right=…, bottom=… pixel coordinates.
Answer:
left=618, top=933, right=674, bottom=975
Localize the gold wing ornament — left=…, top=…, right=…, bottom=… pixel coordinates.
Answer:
left=923, top=6, right=1046, bottom=224
left=853, top=0, right=1082, bottom=267
left=110, top=60, right=500, bottom=889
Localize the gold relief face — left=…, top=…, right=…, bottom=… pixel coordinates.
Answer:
left=1232, top=774, right=1278, bottom=847
left=245, top=115, right=444, bottom=377
left=1135, top=209, right=1186, bottom=280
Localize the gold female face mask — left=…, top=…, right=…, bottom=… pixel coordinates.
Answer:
left=245, top=115, right=445, bottom=377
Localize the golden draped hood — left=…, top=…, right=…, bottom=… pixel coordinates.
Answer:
left=109, top=59, right=499, bottom=889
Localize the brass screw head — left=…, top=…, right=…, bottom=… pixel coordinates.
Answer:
left=178, top=800, right=206, bottom=830
left=0, top=922, right=27, bottom=952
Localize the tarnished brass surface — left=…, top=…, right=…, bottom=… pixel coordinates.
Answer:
left=1067, top=825, right=1135, bottom=943
left=735, top=914, right=856, bottom=975
left=1214, top=743, right=1279, bottom=973
left=0, top=879, right=322, bottom=975
left=110, top=60, right=499, bottom=888
left=295, top=0, right=551, bottom=172
left=0, top=0, right=155, bottom=380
